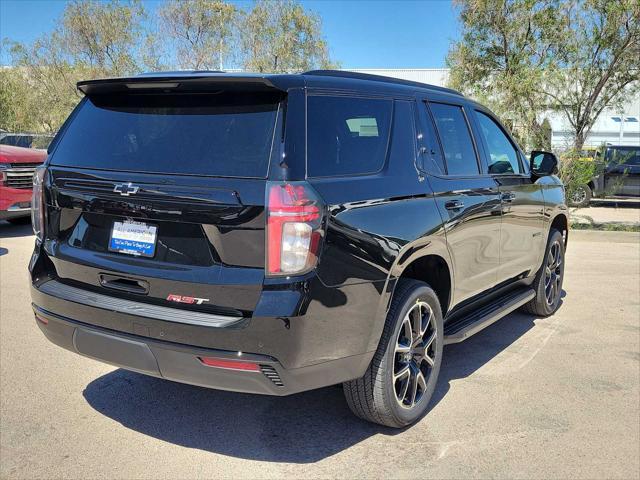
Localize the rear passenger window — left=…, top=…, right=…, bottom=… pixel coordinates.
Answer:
left=475, top=111, right=522, bottom=174
left=307, top=96, right=392, bottom=177
left=429, top=103, right=479, bottom=176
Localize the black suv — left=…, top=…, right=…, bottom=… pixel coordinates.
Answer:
left=30, top=71, right=568, bottom=428
left=573, top=145, right=640, bottom=206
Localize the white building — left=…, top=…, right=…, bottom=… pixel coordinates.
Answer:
left=345, top=68, right=640, bottom=149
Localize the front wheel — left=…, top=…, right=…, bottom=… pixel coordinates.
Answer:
left=343, top=279, right=443, bottom=428
left=522, top=229, right=565, bottom=317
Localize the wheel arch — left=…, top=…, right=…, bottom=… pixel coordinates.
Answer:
left=550, top=212, right=569, bottom=248
left=397, top=254, right=452, bottom=316
left=388, top=237, right=454, bottom=316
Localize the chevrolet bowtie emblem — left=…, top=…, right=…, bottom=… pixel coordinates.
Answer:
left=113, top=183, right=140, bottom=196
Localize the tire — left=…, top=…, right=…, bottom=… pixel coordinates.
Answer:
left=568, top=184, right=591, bottom=208
left=521, top=229, right=565, bottom=317
left=343, top=279, right=444, bottom=428
left=6, top=216, right=31, bottom=225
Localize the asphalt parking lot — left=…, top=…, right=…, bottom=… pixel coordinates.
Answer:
left=1, top=222, right=639, bottom=479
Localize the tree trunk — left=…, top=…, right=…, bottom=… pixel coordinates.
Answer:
left=573, top=123, right=588, bottom=151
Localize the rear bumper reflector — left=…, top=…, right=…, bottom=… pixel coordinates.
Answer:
left=198, top=356, right=260, bottom=371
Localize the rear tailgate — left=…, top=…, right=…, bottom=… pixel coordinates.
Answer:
left=42, top=84, right=284, bottom=317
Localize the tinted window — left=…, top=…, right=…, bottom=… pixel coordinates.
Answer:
left=307, top=96, right=392, bottom=177
left=608, top=147, right=640, bottom=166
left=475, top=111, right=521, bottom=174
left=0, top=135, right=33, bottom=148
left=418, top=103, right=446, bottom=174
left=429, top=103, right=478, bottom=176
left=50, top=93, right=280, bottom=177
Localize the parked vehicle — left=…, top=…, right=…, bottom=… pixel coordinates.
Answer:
left=571, top=144, right=640, bottom=207
left=0, top=132, right=54, bottom=150
left=0, top=145, right=47, bottom=223
left=29, top=71, right=568, bottom=427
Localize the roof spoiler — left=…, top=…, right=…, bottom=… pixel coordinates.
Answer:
left=77, top=74, right=282, bottom=96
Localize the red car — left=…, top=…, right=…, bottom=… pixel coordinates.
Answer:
left=0, top=145, right=47, bottom=223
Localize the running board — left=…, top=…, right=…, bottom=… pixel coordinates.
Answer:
left=443, top=288, right=535, bottom=345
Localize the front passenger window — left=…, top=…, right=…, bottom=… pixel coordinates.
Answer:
left=475, top=111, right=521, bottom=174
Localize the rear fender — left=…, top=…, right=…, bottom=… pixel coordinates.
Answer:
left=363, top=234, right=454, bottom=354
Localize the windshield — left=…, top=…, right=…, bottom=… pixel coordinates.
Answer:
left=50, top=92, right=281, bottom=177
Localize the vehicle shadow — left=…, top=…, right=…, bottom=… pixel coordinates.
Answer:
left=0, top=221, right=33, bottom=239
left=84, top=371, right=387, bottom=463
left=82, top=294, right=566, bottom=463
left=429, top=294, right=565, bottom=409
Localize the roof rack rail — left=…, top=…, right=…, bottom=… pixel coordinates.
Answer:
left=302, top=70, right=462, bottom=96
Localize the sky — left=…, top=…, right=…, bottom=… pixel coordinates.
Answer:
left=0, top=0, right=461, bottom=68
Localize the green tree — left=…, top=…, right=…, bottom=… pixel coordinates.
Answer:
left=545, top=0, right=640, bottom=149
left=2, top=0, right=339, bottom=133
left=60, top=0, right=146, bottom=76
left=5, top=0, right=149, bottom=133
left=241, top=0, right=337, bottom=73
left=158, top=0, right=239, bottom=70
left=447, top=0, right=563, bottom=150
left=448, top=0, right=640, bottom=151
left=0, top=66, right=37, bottom=133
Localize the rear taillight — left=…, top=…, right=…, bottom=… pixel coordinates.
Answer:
left=31, top=166, right=46, bottom=240
left=266, top=181, right=323, bottom=276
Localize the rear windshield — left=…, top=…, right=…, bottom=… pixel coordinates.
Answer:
left=50, top=93, right=280, bottom=177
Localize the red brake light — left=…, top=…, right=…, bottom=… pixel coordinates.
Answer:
left=266, top=182, right=323, bottom=276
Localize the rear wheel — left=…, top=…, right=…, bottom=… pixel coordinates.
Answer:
left=343, top=279, right=443, bottom=428
left=522, top=229, right=565, bottom=316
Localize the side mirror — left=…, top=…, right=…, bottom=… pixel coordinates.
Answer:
left=530, top=150, right=559, bottom=176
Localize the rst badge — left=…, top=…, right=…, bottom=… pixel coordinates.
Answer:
left=166, top=294, right=209, bottom=305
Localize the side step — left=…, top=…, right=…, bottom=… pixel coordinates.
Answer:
left=443, top=288, right=535, bottom=345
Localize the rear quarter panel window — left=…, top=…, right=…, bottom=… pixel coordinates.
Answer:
left=307, top=96, right=392, bottom=177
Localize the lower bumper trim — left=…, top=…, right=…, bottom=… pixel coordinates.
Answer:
left=32, top=305, right=373, bottom=396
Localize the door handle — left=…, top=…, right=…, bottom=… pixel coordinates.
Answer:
left=445, top=200, right=465, bottom=210
left=501, top=192, right=516, bottom=202
left=99, top=274, right=149, bottom=295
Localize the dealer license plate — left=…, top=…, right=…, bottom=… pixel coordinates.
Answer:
left=108, top=220, right=158, bottom=258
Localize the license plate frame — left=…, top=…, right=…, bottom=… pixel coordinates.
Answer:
left=108, top=220, right=158, bottom=258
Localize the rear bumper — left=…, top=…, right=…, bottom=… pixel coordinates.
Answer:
left=31, top=280, right=376, bottom=395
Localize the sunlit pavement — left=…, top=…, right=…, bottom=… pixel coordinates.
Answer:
left=570, top=203, right=640, bottom=225
left=1, top=222, right=639, bottom=479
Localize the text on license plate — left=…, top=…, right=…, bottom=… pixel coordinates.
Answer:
left=109, top=220, right=158, bottom=258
